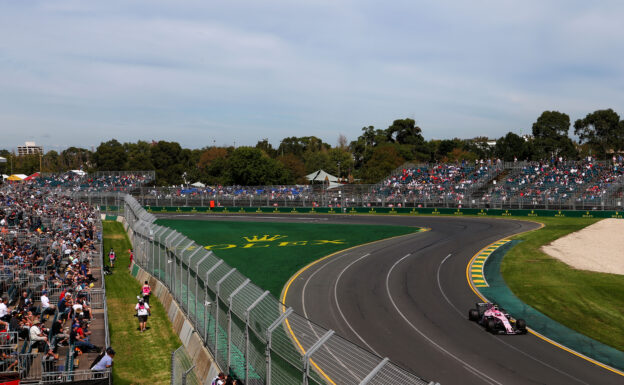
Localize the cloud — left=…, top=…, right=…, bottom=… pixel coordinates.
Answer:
left=0, top=0, right=623, bottom=150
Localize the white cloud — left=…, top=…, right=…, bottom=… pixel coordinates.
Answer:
left=0, top=0, right=623, bottom=149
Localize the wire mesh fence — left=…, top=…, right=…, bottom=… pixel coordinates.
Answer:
left=171, top=346, right=200, bottom=385
left=118, top=194, right=435, bottom=385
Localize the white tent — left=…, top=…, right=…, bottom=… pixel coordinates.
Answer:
left=326, top=181, right=344, bottom=189
left=0, top=156, right=6, bottom=163
left=69, top=170, right=87, bottom=176
left=191, top=181, right=206, bottom=188
left=306, top=170, right=338, bottom=183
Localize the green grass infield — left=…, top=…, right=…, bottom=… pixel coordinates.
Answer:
left=103, top=221, right=182, bottom=385
left=501, top=217, right=624, bottom=352
left=155, top=219, right=424, bottom=297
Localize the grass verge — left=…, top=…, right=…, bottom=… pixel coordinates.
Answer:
left=501, top=217, right=624, bottom=351
left=103, top=221, right=182, bottom=385
left=155, top=219, right=422, bottom=297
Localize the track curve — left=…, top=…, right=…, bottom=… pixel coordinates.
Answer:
left=157, top=213, right=624, bottom=385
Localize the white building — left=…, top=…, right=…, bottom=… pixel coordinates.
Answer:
left=17, top=141, right=43, bottom=156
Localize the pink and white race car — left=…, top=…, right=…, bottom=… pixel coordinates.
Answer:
left=468, top=302, right=527, bottom=335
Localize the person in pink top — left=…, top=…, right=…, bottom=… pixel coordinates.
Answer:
left=142, top=281, right=151, bottom=304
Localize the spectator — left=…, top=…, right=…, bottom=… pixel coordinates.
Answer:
left=0, top=298, right=9, bottom=321
left=212, top=372, right=225, bottom=385
left=70, top=324, right=99, bottom=353
left=29, top=321, right=48, bottom=351
left=40, top=290, right=56, bottom=318
left=91, top=347, right=115, bottom=371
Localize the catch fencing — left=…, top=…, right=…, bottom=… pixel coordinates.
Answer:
left=121, top=194, right=435, bottom=385
left=171, top=346, right=200, bottom=385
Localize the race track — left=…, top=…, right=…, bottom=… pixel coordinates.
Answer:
left=157, top=213, right=624, bottom=385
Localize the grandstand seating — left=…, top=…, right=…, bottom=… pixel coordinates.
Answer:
left=0, top=184, right=106, bottom=382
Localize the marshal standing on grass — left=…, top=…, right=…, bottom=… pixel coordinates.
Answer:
left=141, top=281, right=151, bottom=304
left=135, top=298, right=150, bottom=332
left=108, top=248, right=116, bottom=268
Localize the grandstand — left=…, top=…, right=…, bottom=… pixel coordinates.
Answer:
left=0, top=185, right=110, bottom=384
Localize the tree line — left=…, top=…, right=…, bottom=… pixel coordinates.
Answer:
left=2, top=108, right=623, bottom=186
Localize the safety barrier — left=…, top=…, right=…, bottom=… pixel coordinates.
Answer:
left=141, top=205, right=624, bottom=218
left=121, top=194, right=435, bottom=385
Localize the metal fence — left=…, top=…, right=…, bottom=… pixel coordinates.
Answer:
left=121, top=194, right=435, bottom=385
left=171, top=346, right=200, bottom=385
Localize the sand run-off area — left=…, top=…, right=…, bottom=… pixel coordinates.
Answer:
left=541, top=218, right=624, bottom=275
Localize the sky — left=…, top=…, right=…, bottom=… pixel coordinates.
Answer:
left=1, top=0, right=623, bottom=152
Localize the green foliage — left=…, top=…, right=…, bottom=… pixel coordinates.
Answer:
left=94, top=140, right=127, bottom=171
left=495, top=132, right=532, bottom=161
left=277, top=154, right=306, bottom=184
left=532, top=111, right=578, bottom=159
left=574, top=109, right=624, bottom=159
left=361, top=145, right=405, bottom=183
left=255, top=138, right=277, bottom=158
left=60, top=147, right=91, bottom=170
left=227, top=147, right=289, bottom=185
left=124, top=141, right=154, bottom=170
left=151, top=141, right=185, bottom=186
left=386, top=118, right=424, bottom=146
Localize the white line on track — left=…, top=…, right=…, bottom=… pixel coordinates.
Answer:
left=299, top=251, right=368, bottom=383
left=386, top=253, right=504, bottom=385
left=333, top=253, right=381, bottom=356
left=436, top=254, right=590, bottom=385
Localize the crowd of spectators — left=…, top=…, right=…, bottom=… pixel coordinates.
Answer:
left=481, top=159, right=624, bottom=205
left=148, top=185, right=312, bottom=201
left=26, top=171, right=154, bottom=193
left=0, top=184, right=105, bottom=380
left=374, top=161, right=502, bottom=203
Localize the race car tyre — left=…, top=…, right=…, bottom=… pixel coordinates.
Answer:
left=468, top=309, right=479, bottom=321
left=486, top=318, right=496, bottom=333
left=516, top=319, right=527, bottom=332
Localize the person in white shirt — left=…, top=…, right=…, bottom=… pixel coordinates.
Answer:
left=41, top=290, right=56, bottom=317
left=92, top=347, right=115, bottom=371
left=0, top=298, right=9, bottom=321
left=30, top=321, right=48, bottom=350
left=135, top=299, right=150, bottom=332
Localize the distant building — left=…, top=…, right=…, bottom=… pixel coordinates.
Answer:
left=17, top=141, right=43, bottom=156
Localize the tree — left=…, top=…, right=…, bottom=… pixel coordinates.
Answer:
left=574, top=109, right=624, bottom=159
left=277, top=136, right=329, bottom=158
left=385, top=118, right=424, bottom=145
left=227, top=147, right=289, bottom=185
left=277, top=154, right=306, bottom=184
left=361, top=145, right=405, bottom=183
left=124, top=141, right=154, bottom=170
left=494, top=132, right=532, bottom=161
left=60, top=147, right=92, bottom=170
left=93, top=140, right=126, bottom=171
left=42, top=150, right=61, bottom=172
left=255, top=139, right=277, bottom=158
left=150, top=141, right=184, bottom=185
left=532, top=111, right=577, bottom=159
left=337, top=134, right=348, bottom=149
left=328, top=148, right=354, bottom=178
left=302, top=149, right=332, bottom=174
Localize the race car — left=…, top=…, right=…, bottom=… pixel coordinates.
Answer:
left=468, top=302, right=527, bottom=335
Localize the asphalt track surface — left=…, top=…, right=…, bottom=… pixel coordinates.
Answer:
left=157, top=213, right=624, bottom=385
